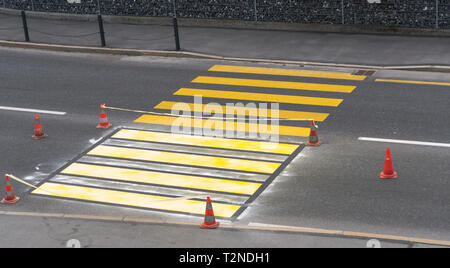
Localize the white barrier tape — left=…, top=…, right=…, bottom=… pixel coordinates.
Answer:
left=6, top=174, right=54, bottom=195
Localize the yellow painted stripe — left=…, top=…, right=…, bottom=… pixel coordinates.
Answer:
left=209, top=65, right=367, bottom=81
left=113, top=129, right=299, bottom=155
left=375, top=78, right=450, bottom=87
left=155, top=101, right=329, bottom=122
left=61, top=163, right=262, bottom=195
left=134, top=114, right=311, bottom=137
left=192, top=76, right=356, bottom=93
left=175, top=88, right=343, bottom=107
left=32, top=182, right=240, bottom=218
left=88, top=145, right=281, bottom=174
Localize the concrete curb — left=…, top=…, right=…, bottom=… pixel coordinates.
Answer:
left=1, top=7, right=450, bottom=37
left=1, top=39, right=450, bottom=72
left=1, top=210, right=449, bottom=247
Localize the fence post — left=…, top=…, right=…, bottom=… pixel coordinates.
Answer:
left=341, top=0, right=345, bottom=24
left=254, top=0, right=258, bottom=22
left=436, top=0, right=439, bottom=29
left=3, top=0, right=6, bottom=9
left=97, top=0, right=102, bottom=15
left=172, top=0, right=181, bottom=51
left=21, top=10, right=30, bottom=42
left=30, top=0, right=35, bottom=11
left=97, top=14, right=106, bottom=47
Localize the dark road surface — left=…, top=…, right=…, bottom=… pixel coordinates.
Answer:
left=0, top=47, right=449, bottom=247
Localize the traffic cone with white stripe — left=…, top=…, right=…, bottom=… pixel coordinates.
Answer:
left=380, top=147, right=398, bottom=179
left=1, top=175, right=20, bottom=204
left=306, top=120, right=321, bottom=146
left=97, top=103, right=112, bottom=129
left=32, top=114, right=47, bottom=139
left=201, top=196, right=219, bottom=229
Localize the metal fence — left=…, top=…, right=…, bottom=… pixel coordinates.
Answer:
left=2, top=0, right=450, bottom=28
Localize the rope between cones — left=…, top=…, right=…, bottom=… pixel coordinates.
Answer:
left=102, top=104, right=318, bottom=123
left=6, top=174, right=53, bottom=195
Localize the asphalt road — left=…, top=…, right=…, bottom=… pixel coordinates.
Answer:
left=0, top=47, right=449, bottom=248
left=0, top=215, right=411, bottom=248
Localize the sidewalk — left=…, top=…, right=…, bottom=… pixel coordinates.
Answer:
left=1, top=12, right=450, bottom=67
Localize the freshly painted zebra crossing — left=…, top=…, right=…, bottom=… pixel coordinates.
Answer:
left=61, top=163, right=262, bottom=195
left=33, top=64, right=360, bottom=218
left=32, top=129, right=301, bottom=218
left=87, top=145, right=281, bottom=174
left=112, top=128, right=298, bottom=155
left=33, top=182, right=241, bottom=218
left=140, top=64, right=360, bottom=138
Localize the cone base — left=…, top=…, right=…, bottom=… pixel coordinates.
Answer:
left=380, top=171, right=398, bottom=179
left=1, top=196, right=20, bottom=204
left=32, top=134, right=48, bottom=140
left=306, top=140, right=322, bottom=147
left=201, top=221, right=220, bottom=229
left=97, top=123, right=112, bottom=129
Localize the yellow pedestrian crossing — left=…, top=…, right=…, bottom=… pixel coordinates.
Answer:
left=192, top=76, right=356, bottom=93
left=61, top=163, right=262, bottom=195
left=32, top=126, right=296, bottom=218
left=112, top=129, right=299, bottom=155
left=88, top=145, right=281, bottom=174
left=209, top=65, right=367, bottom=81
left=154, top=101, right=329, bottom=122
left=32, top=63, right=360, bottom=219
left=174, top=88, right=343, bottom=107
left=134, top=114, right=311, bottom=137
left=32, top=182, right=241, bottom=218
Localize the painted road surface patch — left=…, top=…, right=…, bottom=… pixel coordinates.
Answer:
left=32, top=64, right=359, bottom=219
left=32, top=129, right=301, bottom=219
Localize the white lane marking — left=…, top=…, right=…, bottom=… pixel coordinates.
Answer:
left=358, top=137, right=450, bottom=148
left=0, top=106, right=66, bottom=115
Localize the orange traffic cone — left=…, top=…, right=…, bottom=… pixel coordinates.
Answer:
left=1, top=175, right=20, bottom=204
left=201, top=196, right=219, bottom=229
left=380, top=147, right=398, bottom=179
left=306, top=120, right=321, bottom=146
left=32, top=114, right=47, bottom=139
left=97, top=104, right=112, bottom=129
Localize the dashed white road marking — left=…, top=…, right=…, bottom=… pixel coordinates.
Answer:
left=0, top=106, right=66, bottom=115
left=358, top=137, right=450, bottom=148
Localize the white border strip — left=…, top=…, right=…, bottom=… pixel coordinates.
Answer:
left=358, top=137, right=450, bottom=148
left=0, top=106, right=66, bottom=115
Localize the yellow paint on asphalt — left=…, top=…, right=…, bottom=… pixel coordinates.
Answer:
left=88, top=145, right=281, bottom=174
left=134, top=114, right=311, bottom=137
left=61, top=163, right=262, bottom=195
left=174, top=88, right=343, bottom=107
left=192, top=76, right=356, bottom=93
left=209, top=65, right=367, bottom=81
left=32, top=182, right=240, bottom=218
left=375, top=78, right=450, bottom=87
left=154, top=101, right=329, bottom=122
left=113, top=129, right=299, bottom=155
